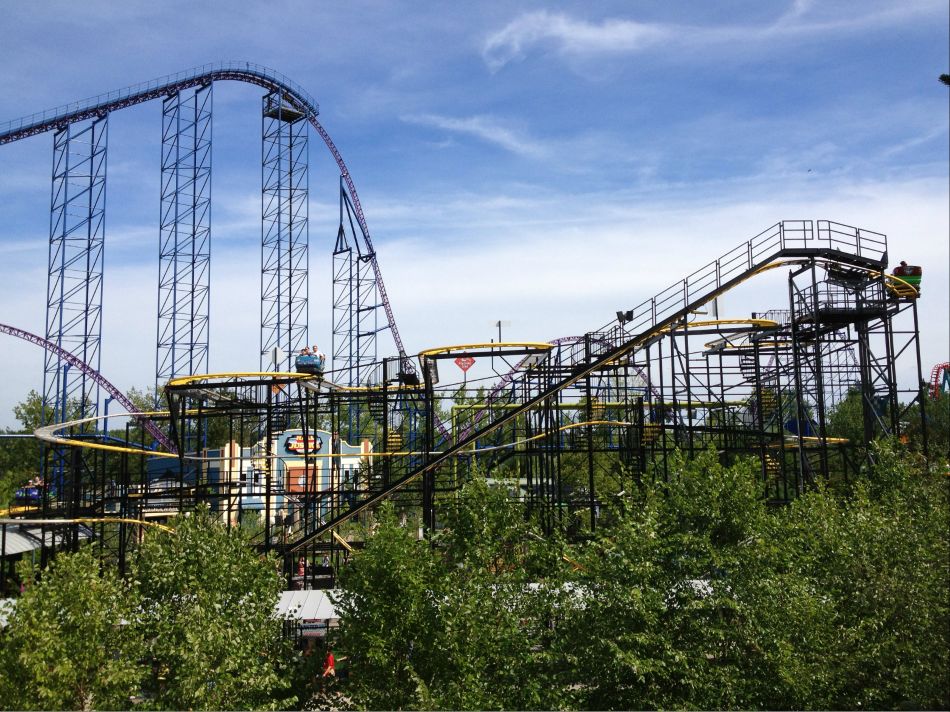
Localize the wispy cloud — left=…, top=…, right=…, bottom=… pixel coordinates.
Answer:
left=482, top=1, right=945, bottom=71
left=483, top=11, right=668, bottom=71
left=401, top=113, right=549, bottom=158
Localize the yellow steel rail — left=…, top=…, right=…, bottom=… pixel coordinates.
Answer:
left=0, top=516, right=174, bottom=533
left=669, top=318, right=779, bottom=330
left=418, top=342, right=554, bottom=359
left=875, top=271, right=919, bottom=298
left=166, top=371, right=313, bottom=387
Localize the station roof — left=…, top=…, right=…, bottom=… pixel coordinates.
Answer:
left=0, top=523, right=91, bottom=557
left=276, top=588, right=339, bottom=621
left=1, top=587, right=341, bottom=630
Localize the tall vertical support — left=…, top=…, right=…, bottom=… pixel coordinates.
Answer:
left=332, top=182, right=380, bottom=388
left=156, top=85, right=212, bottom=400
left=44, top=116, right=108, bottom=490
left=261, top=92, right=309, bottom=374
left=332, top=218, right=354, bottom=383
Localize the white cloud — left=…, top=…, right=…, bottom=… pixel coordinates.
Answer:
left=483, top=11, right=668, bottom=71
left=482, top=1, right=946, bottom=71
left=402, top=113, right=548, bottom=158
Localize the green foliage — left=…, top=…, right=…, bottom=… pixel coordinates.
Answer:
left=0, top=547, right=144, bottom=711
left=827, top=388, right=867, bottom=449
left=758, top=442, right=949, bottom=709
left=132, top=505, right=295, bottom=710
left=335, top=447, right=949, bottom=710
left=332, top=504, right=441, bottom=708
left=906, top=389, right=950, bottom=460
left=827, top=386, right=950, bottom=462
left=0, top=506, right=298, bottom=711
left=334, top=481, right=566, bottom=710
left=0, top=390, right=47, bottom=508
left=553, top=451, right=769, bottom=710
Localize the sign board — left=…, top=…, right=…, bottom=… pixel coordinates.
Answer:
left=285, top=434, right=323, bottom=454
left=454, top=356, right=475, bottom=372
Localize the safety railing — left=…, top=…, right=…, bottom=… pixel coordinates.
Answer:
left=468, top=220, right=887, bottom=442
left=0, top=61, right=319, bottom=139
left=601, top=219, right=886, bottom=337
left=817, top=220, right=886, bottom=262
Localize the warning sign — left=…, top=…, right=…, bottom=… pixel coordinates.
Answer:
left=454, top=356, right=475, bottom=372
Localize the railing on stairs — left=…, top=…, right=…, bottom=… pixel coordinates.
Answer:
left=285, top=219, right=889, bottom=552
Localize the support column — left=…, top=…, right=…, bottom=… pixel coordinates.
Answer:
left=261, top=92, right=309, bottom=374
left=332, top=181, right=380, bottom=388
left=44, top=115, right=108, bottom=489
left=156, top=85, right=212, bottom=397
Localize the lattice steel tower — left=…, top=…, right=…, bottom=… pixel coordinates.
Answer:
left=332, top=181, right=380, bottom=387
left=156, top=85, right=212, bottom=398
left=44, top=116, right=108, bottom=436
left=261, top=92, right=308, bottom=373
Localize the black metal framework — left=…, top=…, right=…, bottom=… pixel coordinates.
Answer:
left=5, top=220, right=928, bottom=591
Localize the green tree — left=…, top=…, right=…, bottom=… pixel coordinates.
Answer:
left=426, top=477, right=565, bottom=710
left=552, top=450, right=773, bottom=710
left=905, top=389, right=950, bottom=461
left=0, top=390, right=49, bottom=507
left=0, top=546, right=143, bottom=711
left=132, top=505, right=296, bottom=710
left=554, top=444, right=949, bottom=710
left=332, top=504, right=441, bottom=708
left=334, top=480, right=565, bottom=710
left=759, top=442, right=949, bottom=709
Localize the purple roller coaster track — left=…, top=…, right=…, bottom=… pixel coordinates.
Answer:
left=0, top=61, right=413, bottom=373
left=0, top=322, right=174, bottom=452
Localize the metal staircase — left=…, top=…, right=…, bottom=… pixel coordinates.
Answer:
left=284, top=219, right=891, bottom=553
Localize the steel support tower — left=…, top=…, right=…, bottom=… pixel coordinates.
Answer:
left=156, top=85, right=212, bottom=401
left=332, top=181, right=381, bottom=388
left=260, top=92, right=308, bottom=374
left=332, top=182, right=384, bottom=439
left=44, top=116, right=109, bottom=486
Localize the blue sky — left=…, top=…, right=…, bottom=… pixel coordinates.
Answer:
left=0, top=0, right=947, bottom=427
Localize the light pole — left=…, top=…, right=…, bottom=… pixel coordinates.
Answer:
left=493, top=320, right=511, bottom=343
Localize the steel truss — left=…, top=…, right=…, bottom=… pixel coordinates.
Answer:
left=332, top=181, right=381, bottom=390
left=261, top=92, right=309, bottom=375
left=12, top=220, right=929, bottom=590
left=2, top=63, right=417, bottom=376
left=43, top=117, right=108, bottom=494
left=156, top=85, right=212, bottom=402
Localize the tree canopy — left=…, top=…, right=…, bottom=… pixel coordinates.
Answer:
left=0, top=506, right=298, bottom=711
left=332, top=444, right=949, bottom=710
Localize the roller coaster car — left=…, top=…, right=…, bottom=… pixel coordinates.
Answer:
left=892, top=261, right=922, bottom=290
left=295, top=353, right=325, bottom=376
left=14, top=484, right=49, bottom=505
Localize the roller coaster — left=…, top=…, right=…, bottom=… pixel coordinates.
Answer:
left=0, top=65, right=930, bottom=588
